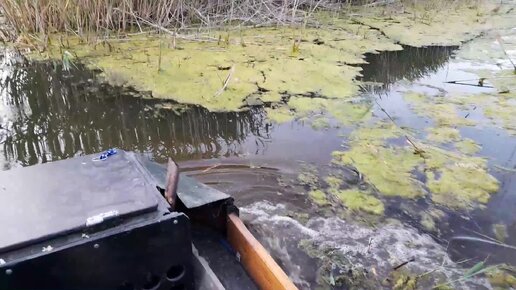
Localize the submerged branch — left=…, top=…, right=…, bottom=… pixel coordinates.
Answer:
left=449, top=236, right=516, bottom=251
left=373, top=98, right=425, bottom=155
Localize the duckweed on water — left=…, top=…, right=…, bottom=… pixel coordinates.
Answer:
left=310, top=117, right=330, bottom=130
left=325, top=100, right=373, bottom=126
left=331, top=120, right=499, bottom=209
left=30, top=20, right=400, bottom=112
left=331, top=189, right=384, bottom=215
left=333, top=145, right=424, bottom=198
left=403, top=92, right=475, bottom=127
left=354, top=1, right=511, bottom=47
left=297, top=164, right=319, bottom=188
left=309, top=172, right=385, bottom=215
left=480, top=97, right=516, bottom=135
left=455, top=92, right=516, bottom=135
left=426, top=127, right=461, bottom=144
left=455, top=138, right=481, bottom=155
left=332, top=123, right=424, bottom=198
left=265, top=106, right=294, bottom=123
left=309, top=189, right=329, bottom=206
left=426, top=165, right=499, bottom=208
left=267, top=96, right=372, bottom=126
left=287, top=97, right=328, bottom=115
left=324, top=176, right=343, bottom=189
left=17, top=0, right=515, bottom=115
left=454, top=21, right=516, bottom=135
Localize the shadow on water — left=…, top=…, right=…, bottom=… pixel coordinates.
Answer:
left=358, top=45, right=458, bottom=92
left=0, top=57, right=271, bottom=168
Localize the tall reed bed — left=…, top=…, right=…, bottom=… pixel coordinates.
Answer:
left=0, top=0, right=358, bottom=40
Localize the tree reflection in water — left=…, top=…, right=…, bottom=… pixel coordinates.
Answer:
left=0, top=54, right=270, bottom=169
left=358, top=45, right=457, bottom=92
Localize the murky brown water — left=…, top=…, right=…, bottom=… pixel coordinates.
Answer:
left=1, top=44, right=515, bottom=288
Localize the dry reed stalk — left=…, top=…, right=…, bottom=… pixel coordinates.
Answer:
left=0, top=0, right=349, bottom=42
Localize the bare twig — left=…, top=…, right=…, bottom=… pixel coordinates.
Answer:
left=496, top=34, right=516, bottom=71
left=373, top=98, right=425, bottom=154
left=393, top=257, right=416, bottom=270
left=214, top=65, right=235, bottom=97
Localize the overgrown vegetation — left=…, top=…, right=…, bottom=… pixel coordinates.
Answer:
left=0, top=0, right=496, bottom=43
left=0, top=0, right=374, bottom=41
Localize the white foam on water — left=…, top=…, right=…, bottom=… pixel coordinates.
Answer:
left=241, top=201, right=492, bottom=290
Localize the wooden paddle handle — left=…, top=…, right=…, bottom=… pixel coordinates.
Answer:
left=227, top=213, right=298, bottom=290
left=165, top=158, right=179, bottom=209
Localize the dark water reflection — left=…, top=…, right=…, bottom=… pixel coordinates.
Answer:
left=0, top=46, right=458, bottom=169
left=359, top=45, right=457, bottom=92
left=0, top=55, right=270, bottom=168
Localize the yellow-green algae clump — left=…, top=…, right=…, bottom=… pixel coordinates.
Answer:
left=426, top=163, right=498, bottom=208
left=331, top=121, right=499, bottom=209
left=265, top=106, right=294, bottom=124
left=454, top=85, right=516, bottom=136
left=32, top=21, right=400, bottom=112
left=20, top=1, right=516, bottom=117
left=308, top=189, right=329, bottom=206
left=426, top=127, right=461, bottom=144
left=332, top=189, right=385, bottom=215
left=403, top=92, right=474, bottom=127
left=466, top=92, right=516, bottom=135
left=486, top=266, right=516, bottom=289
left=332, top=123, right=425, bottom=198
left=266, top=96, right=373, bottom=126
left=307, top=175, right=384, bottom=215
left=354, top=1, right=512, bottom=47
left=455, top=138, right=481, bottom=155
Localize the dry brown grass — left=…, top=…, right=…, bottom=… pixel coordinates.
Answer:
left=0, top=0, right=363, bottom=41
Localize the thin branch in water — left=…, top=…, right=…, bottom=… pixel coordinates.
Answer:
left=494, top=164, right=516, bottom=173
left=214, top=65, right=235, bottom=97
left=445, top=81, right=494, bottom=88
left=496, top=34, right=516, bottom=71
left=373, top=98, right=425, bottom=155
